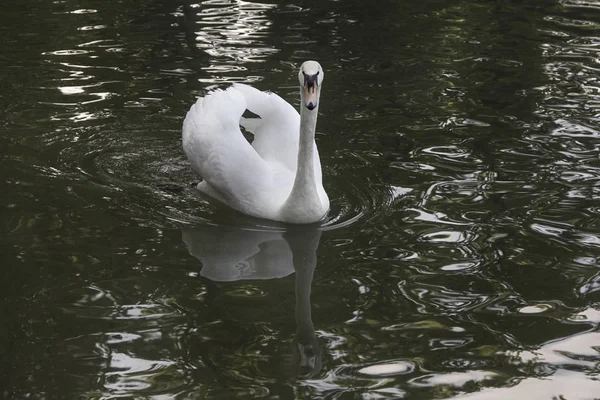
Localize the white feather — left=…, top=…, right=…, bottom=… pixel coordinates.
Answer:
left=182, top=66, right=329, bottom=223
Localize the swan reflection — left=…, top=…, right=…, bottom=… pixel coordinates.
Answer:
left=182, top=224, right=322, bottom=378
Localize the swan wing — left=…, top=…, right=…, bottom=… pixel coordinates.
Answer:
left=233, top=83, right=301, bottom=171
left=232, top=84, right=325, bottom=197
left=233, top=83, right=326, bottom=199
left=182, top=87, right=276, bottom=216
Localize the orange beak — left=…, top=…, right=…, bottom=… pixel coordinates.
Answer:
left=304, top=84, right=318, bottom=110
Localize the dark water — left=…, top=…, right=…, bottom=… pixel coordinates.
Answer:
left=2, top=0, right=600, bottom=398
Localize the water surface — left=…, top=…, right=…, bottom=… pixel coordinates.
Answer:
left=2, top=0, right=600, bottom=398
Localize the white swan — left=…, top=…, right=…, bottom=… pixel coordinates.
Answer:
left=182, top=61, right=329, bottom=224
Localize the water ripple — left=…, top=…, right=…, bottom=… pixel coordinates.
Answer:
left=4, top=0, right=600, bottom=398
left=190, top=0, right=278, bottom=80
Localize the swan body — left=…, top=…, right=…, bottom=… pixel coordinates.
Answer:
left=182, top=61, right=329, bottom=223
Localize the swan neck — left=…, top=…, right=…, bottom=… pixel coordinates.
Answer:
left=299, top=106, right=317, bottom=161
left=294, top=106, right=318, bottom=195
left=278, top=91, right=324, bottom=223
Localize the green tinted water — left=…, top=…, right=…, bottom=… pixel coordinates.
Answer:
left=2, top=0, right=600, bottom=398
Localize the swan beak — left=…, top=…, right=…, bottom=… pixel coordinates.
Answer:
left=304, top=85, right=318, bottom=110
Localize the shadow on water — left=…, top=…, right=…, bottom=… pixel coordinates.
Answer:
left=183, top=224, right=323, bottom=379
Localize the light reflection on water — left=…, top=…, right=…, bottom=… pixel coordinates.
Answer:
left=2, top=0, right=600, bottom=398
left=191, top=0, right=278, bottom=74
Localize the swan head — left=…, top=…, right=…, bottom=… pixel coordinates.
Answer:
left=298, top=61, right=323, bottom=111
